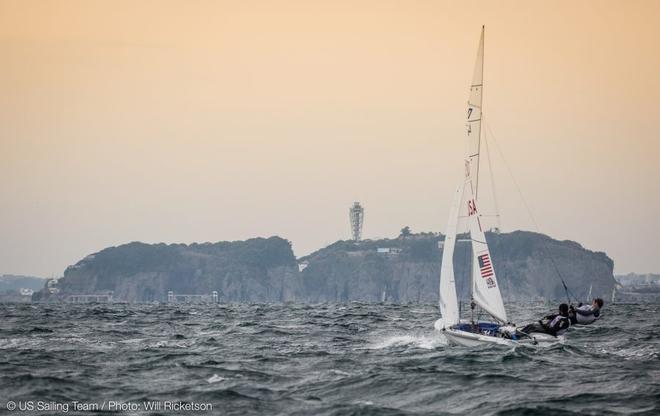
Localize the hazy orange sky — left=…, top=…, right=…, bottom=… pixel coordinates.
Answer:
left=1, top=0, right=659, bottom=277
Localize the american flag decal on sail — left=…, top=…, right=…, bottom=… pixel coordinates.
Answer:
left=478, top=253, right=494, bottom=279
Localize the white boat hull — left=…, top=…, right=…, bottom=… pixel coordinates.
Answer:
left=434, top=319, right=564, bottom=347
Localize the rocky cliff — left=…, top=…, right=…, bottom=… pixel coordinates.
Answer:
left=33, top=231, right=617, bottom=303
left=299, top=231, right=616, bottom=303
left=33, top=237, right=301, bottom=303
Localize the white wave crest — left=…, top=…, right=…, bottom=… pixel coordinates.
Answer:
left=367, top=332, right=447, bottom=350
left=207, top=374, right=225, bottom=383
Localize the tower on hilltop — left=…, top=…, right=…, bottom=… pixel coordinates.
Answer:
left=349, top=202, right=364, bottom=241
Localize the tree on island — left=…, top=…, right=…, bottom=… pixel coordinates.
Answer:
left=399, top=226, right=412, bottom=238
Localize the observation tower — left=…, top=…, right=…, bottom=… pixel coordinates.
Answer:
left=349, top=202, right=364, bottom=241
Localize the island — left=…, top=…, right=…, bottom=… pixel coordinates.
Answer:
left=31, top=230, right=617, bottom=304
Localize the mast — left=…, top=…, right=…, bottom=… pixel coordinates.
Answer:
left=475, top=25, right=485, bottom=199
left=467, top=26, right=485, bottom=318
left=463, top=26, right=507, bottom=324
left=441, top=26, right=508, bottom=327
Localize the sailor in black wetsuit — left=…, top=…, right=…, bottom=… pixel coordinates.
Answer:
left=519, top=303, right=571, bottom=337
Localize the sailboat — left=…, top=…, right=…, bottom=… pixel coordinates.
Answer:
left=433, top=27, right=562, bottom=346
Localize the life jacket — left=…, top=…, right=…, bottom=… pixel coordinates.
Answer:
left=547, top=315, right=570, bottom=336
left=575, top=305, right=600, bottom=325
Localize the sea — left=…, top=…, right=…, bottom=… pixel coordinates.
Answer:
left=0, top=302, right=657, bottom=415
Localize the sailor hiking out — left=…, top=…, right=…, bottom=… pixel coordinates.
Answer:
left=569, top=298, right=604, bottom=325
left=519, top=304, right=571, bottom=337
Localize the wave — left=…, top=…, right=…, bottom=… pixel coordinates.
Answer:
left=367, top=331, right=448, bottom=350
left=0, top=302, right=656, bottom=415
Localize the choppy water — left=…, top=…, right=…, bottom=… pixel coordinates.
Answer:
left=0, top=302, right=658, bottom=415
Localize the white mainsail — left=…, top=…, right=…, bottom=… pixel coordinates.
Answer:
left=438, top=26, right=508, bottom=328
left=464, top=27, right=508, bottom=323
left=438, top=181, right=465, bottom=327
left=465, top=180, right=508, bottom=323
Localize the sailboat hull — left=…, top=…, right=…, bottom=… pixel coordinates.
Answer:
left=434, top=319, right=564, bottom=347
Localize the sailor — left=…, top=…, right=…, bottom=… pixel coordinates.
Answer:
left=519, top=303, right=571, bottom=337
left=569, top=298, right=604, bottom=325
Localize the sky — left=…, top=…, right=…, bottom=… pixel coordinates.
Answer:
left=1, top=0, right=659, bottom=277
